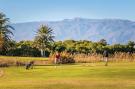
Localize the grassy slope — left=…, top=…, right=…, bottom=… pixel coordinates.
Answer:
left=0, top=63, right=135, bottom=89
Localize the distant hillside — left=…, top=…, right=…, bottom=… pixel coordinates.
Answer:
left=11, top=18, right=135, bottom=44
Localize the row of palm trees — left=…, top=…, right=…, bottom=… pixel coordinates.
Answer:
left=0, top=12, right=54, bottom=56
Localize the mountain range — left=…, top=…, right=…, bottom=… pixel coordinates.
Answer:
left=11, top=18, right=135, bottom=44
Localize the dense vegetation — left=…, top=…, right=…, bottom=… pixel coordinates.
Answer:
left=0, top=39, right=134, bottom=57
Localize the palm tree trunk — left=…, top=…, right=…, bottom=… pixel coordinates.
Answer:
left=40, top=49, right=43, bottom=57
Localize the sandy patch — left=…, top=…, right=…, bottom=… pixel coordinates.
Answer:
left=0, top=70, right=4, bottom=77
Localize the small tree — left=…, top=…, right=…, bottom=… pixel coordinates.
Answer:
left=98, top=39, right=107, bottom=46
left=127, top=41, right=135, bottom=48
left=34, top=25, right=54, bottom=57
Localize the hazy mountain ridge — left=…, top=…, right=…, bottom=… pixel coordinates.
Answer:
left=11, top=18, right=135, bottom=44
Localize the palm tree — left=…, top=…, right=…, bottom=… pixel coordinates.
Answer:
left=34, top=25, right=54, bottom=57
left=0, top=34, right=4, bottom=49
left=0, top=12, right=14, bottom=52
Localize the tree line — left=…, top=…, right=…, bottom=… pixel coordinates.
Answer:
left=0, top=12, right=135, bottom=57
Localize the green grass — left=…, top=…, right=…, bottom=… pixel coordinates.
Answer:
left=0, top=56, right=48, bottom=61
left=0, top=62, right=135, bottom=89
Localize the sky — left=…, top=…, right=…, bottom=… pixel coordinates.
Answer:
left=0, top=0, right=135, bottom=23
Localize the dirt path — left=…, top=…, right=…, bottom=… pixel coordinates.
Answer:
left=0, top=70, right=4, bottom=77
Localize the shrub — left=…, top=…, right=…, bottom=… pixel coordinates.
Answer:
left=74, top=53, right=103, bottom=63
left=0, top=63, right=9, bottom=67
left=0, top=58, right=15, bottom=67
left=49, top=52, right=75, bottom=64
left=60, top=53, right=75, bottom=64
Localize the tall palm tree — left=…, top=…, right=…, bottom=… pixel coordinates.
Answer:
left=0, top=12, right=14, bottom=52
left=34, top=25, right=54, bottom=57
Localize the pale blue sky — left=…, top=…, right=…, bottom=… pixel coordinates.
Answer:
left=0, top=0, right=134, bottom=23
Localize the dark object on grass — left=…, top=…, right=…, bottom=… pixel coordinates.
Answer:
left=26, top=61, right=34, bottom=70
